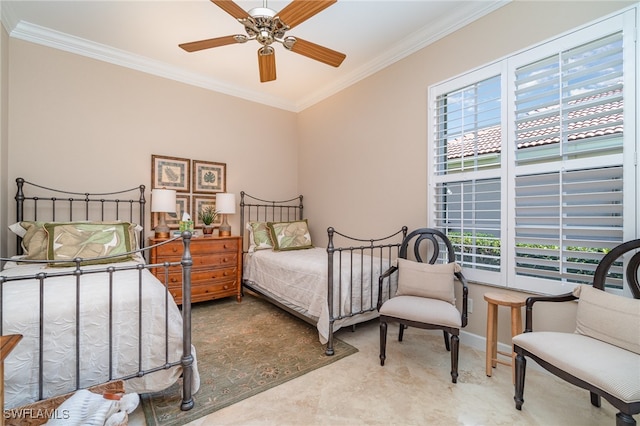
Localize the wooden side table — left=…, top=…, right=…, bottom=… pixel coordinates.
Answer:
left=1, top=334, right=23, bottom=425
left=484, top=292, right=526, bottom=383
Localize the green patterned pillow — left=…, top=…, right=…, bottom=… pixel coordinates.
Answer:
left=44, top=222, right=136, bottom=266
left=267, top=220, right=313, bottom=251
left=21, top=221, right=48, bottom=260
left=246, top=221, right=273, bottom=252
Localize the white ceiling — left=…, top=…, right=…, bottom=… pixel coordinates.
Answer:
left=2, top=0, right=509, bottom=111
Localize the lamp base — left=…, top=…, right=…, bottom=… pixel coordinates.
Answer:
left=154, top=230, right=170, bottom=239
left=219, top=215, right=231, bottom=237
left=154, top=213, right=171, bottom=239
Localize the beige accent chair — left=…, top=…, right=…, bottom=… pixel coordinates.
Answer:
left=377, top=228, right=468, bottom=383
left=513, top=239, right=640, bottom=426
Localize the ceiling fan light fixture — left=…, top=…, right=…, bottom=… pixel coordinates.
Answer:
left=180, top=0, right=345, bottom=83
left=248, top=7, right=276, bottom=19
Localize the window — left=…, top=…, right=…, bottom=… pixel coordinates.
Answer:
left=428, top=8, right=637, bottom=295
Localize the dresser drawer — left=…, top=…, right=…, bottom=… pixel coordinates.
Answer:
left=158, top=266, right=237, bottom=286
left=152, top=252, right=238, bottom=273
left=169, top=280, right=238, bottom=304
left=154, top=239, right=239, bottom=257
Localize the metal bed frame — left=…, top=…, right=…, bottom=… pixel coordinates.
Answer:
left=1, top=178, right=195, bottom=412
left=240, top=191, right=407, bottom=355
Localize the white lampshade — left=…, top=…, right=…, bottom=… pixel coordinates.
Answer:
left=215, top=193, right=236, bottom=214
left=151, top=189, right=176, bottom=213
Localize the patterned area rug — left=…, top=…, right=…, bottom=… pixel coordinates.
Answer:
left=141, top=293, right=358, bottom=425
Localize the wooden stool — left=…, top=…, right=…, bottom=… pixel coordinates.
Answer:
left=484, top=292, right=526, bottom=383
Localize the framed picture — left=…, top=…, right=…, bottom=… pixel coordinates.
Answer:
left=152, top=155, right=190, bottom=192
left=193, top=195, right=222, bottom=228
left=192, top=160, right=226, bottom=194
left=152, top=194, right=190, bottom=229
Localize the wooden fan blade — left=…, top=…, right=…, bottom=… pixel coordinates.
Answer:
left=258, top=48, right=276, bottom=83
left=179, top=35, right=245, bottom=52
left=277, top=0, right=336, bottom=29
left=211, top=0, right=250, bottom=20
left=286, top=37, right=346, bottom=67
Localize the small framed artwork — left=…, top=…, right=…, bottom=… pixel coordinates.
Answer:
left=192, top=160, right=226, bottom=194
left=152, top=155, right=191, bottom=192
left=152, top=194, right=190, bottom=229
left=193, top=195, right=222, bottom=228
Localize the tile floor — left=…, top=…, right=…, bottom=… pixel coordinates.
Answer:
left=129, top=318, right=620, bottom=425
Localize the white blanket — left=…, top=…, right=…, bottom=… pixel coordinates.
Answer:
left=243, top=247, right=395, bottom=343
left=1, top=257, right=200, bottom=409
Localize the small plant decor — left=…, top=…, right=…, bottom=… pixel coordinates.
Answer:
left=198, top=206, right=218, bottom=234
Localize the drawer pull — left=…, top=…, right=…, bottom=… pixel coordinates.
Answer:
left=172, top=247, right=178, bottom=253
left=170, top=277, right=178, bottom=283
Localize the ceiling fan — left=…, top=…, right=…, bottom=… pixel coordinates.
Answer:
left=179, top=0, right=346, bottom=82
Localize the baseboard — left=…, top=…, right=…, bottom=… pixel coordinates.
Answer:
left=461, top=330, right=547, bottom=374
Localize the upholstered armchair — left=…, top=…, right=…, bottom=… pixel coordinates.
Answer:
left=377, top=228, right=468, bottom=383
left=513, top=239, right=640, bottom=426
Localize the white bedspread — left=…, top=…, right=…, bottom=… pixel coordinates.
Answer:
left=243, top=247, right=395, bottom=343
left=1, top=257, right=200, bottom=409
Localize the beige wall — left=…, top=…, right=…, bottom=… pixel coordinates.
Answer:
left=2, top=0, right=634, bottom=345
left=4, top=39, right=299, bottom=247
left=298, top=0, right=634, bottom=341
left=1, top=10, right=8, bottom=260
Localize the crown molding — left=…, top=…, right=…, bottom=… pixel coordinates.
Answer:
left=4, top=0, right=510, bottom=113
left=8, top=20, right=299, bottom=111
left=295, top=0, right=511, bottom=111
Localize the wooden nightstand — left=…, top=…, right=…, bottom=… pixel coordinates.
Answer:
left=149, top=235, right=242, bottom=305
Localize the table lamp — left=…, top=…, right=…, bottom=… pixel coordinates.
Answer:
left=151, top=188, right=176, bottom=238
left=216, top=193, right=236, bottom=237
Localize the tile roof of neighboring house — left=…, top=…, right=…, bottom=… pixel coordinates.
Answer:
left=446, top=90, right=624, bottom=160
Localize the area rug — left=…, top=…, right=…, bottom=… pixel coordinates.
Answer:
left=140, top=294, right=358, bottom=425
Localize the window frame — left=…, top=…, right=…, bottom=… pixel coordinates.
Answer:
left=427, top=6, right=638, bottom=296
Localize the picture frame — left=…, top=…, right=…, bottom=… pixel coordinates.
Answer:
left=192, top=160, right=226, bottom=194
left=152, top=194, right=190, bottom=230
left=152, top=155, right=190, bottom=192
left=193, top=195, right=222, bottom=228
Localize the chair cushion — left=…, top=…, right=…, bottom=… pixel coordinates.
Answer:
left=395, top=258, right=456, bottom=304
left=513, top=331, right=640, bottom=404
left=574, top=285, right=640, bottom=354
left=379, top=295, right=462, bottom=328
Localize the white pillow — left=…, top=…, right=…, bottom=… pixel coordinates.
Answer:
left=574, top=285, right=640, bottom=354
left=8, top=222, right=28, bottom=238
left=395, top=258, right=456, bottom=305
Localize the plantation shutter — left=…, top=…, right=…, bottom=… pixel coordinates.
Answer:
left=432, top=75, right=502, bottom=273
left=512, top=31, right=625, bottom=287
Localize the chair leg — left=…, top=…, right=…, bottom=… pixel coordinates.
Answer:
left=398, top=323, right=406, bottom=342
left=443, top=330, right=450, bottom=351
left=616, top=412, right=637, bottom=426
left=514, top=352, right=526, bottom=410
left=450, top=334, right=459, bottom=383
left=379, top=321, right=387, bottom=366
left=590, top=391, right=601, bottom=408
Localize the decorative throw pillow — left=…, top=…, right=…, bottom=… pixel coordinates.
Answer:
left=395, top=258, right=456, bottom=305
left=246, top=221, right=273, bottom=252
left=44, top=221, right=136, bottom=266
left=574, top=284, right=640, bottom=354
left=267, top=220, right=313, bottom=251
left=20, top=221, right=48, bottom=260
